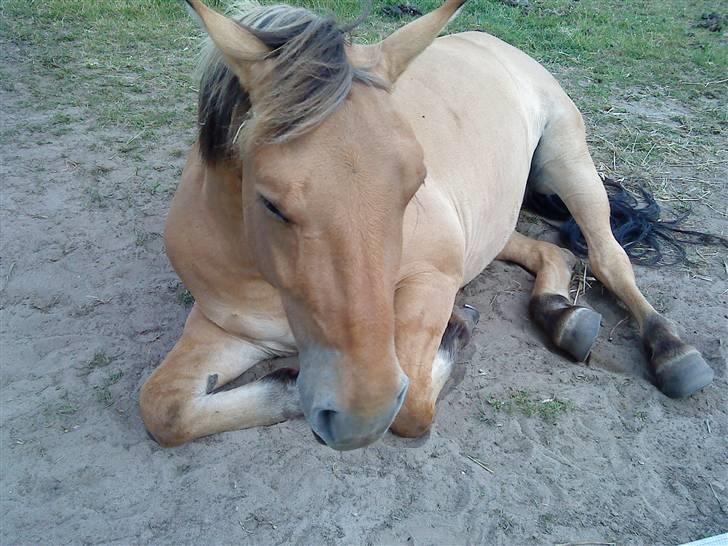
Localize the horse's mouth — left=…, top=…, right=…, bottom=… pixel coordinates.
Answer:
left=311, top=428, right=390, bottom=451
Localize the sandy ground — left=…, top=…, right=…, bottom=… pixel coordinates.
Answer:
left=1, top=34, right=727, bottom=545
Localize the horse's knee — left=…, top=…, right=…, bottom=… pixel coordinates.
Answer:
left=139, top=377, right=193, bottom=447
left=390, top=400, right=434, bottom=438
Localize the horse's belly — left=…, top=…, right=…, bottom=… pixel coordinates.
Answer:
left=461, top=187, right=522, bottom=285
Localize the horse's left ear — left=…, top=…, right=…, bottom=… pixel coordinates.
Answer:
left=183, top=0, right=271, bottom=99
left=357, top=0, right=468, bottom=84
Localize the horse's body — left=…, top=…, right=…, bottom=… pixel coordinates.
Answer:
left=140, top=0, right=714, bottom=450
left=168, top=31, right=542, bottom=343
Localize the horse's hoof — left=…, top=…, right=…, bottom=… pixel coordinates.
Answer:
left=553, top=306, right=602, bottom=362
left=462, top=304, right=481, bottom=327
left=442, top=305, right=481, bottom=351
left=530, top=294, right=601, bottom=362
left=654, top=349, right=714, bottom=398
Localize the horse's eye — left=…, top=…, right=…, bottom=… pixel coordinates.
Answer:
left=259, top=195, right=289, bottom=224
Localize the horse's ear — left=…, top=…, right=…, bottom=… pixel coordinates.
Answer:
left=183, top=0, right=270, bottom=95
left=363, top=0, right=468, bottom=84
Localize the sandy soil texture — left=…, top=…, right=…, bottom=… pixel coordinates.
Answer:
left=1, top=31, right=727, bottom=546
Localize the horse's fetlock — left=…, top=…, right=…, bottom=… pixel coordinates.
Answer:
left=642, top=313, right=683, bottom=361
left=529, top=293, right=571, bottom=329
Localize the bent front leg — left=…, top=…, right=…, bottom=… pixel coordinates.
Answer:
left=140, top=306, right=301, bottom=446
left=390, top=272, right=477, bottom=438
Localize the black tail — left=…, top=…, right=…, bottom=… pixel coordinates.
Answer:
left=523, top=177, right=728, bottom=266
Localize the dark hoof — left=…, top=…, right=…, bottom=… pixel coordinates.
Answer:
left=554, top=306, right=602, bottom=362
left=530, top=294, right=601, bottom=362
left=441, top=305, right=481, bottom=352
left=462, top=304, right=481, bottom=327
left=654, top=350, right=714, bottom=398
left=643, top=314, right=714, bottom=398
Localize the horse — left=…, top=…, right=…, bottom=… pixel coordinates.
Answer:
left=139, top=0, right=715, bottom=451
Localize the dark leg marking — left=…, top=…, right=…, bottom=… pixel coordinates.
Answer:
left=530, top=294, right=602, bottom=362
left=206, top=373, right=219, bottom=394
left=642, top=314, right=714, bottom=398
left=261, top=367, right=302, bottom=420
left=262, top=367, right=299, bottom=383
left=440, top=304, right=480, bottom=355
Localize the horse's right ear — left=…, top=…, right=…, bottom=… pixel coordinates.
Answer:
left=183, top=0, right=270, bottom=99
left=356, top=0, right=468, bottom=84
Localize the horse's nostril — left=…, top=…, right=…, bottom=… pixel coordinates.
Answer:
left=312, top=408, right=337, bottom=444
left=309, top=379, right=409, bottom=449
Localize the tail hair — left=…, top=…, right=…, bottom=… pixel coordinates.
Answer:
left=523, top=176, right=728, bottom=266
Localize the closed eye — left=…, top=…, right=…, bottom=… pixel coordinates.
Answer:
left=259, top=194, right=290, bottom=224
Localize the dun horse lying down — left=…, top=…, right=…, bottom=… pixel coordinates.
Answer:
left=140, top=0, right=715, bottom=450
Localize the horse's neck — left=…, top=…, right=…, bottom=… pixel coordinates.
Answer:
left=167, top=150, right=287, bottom=331
left=197, top=155, right=260, bottom=277
left=201, top=157, right=244, bottom=212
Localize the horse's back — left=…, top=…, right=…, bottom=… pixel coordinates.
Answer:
left=394, top=30, right=573, bottom=152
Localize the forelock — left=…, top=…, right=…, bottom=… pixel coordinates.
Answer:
left=196, top=2, right=385, bottom=164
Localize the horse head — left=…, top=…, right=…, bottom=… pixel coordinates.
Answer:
left=185, top=0, right=465, bottom=450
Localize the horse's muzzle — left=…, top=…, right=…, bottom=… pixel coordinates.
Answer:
left=304, top=375, right=409, bottom=451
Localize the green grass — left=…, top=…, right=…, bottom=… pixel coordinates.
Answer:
left=177, top=288, right=196, bottom=307
left=482, top=389, right=575, bottom=423
left=42, top=392, right=80, bottom=425
left=87, top=351, right=114, bottom=370
left=94, top=370, right=124, bottom=407
left=1, top=0, right=725, bottom=187
left=55, top=399, right=80, bottom=416
left=84, top=186, right=111, bottom=209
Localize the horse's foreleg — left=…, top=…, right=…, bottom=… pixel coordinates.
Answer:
left=390, top=272, right=475, bottom=437
left=139, top=306, right=301, bottom=446
left=497, top=231, right=602, bottom=362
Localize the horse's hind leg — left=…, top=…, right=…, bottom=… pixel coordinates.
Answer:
left=140, top=306, right=301, bottom=446
left=529, top=106, right=714, bottom=397
left=497, top=231, right=602, bottom=362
